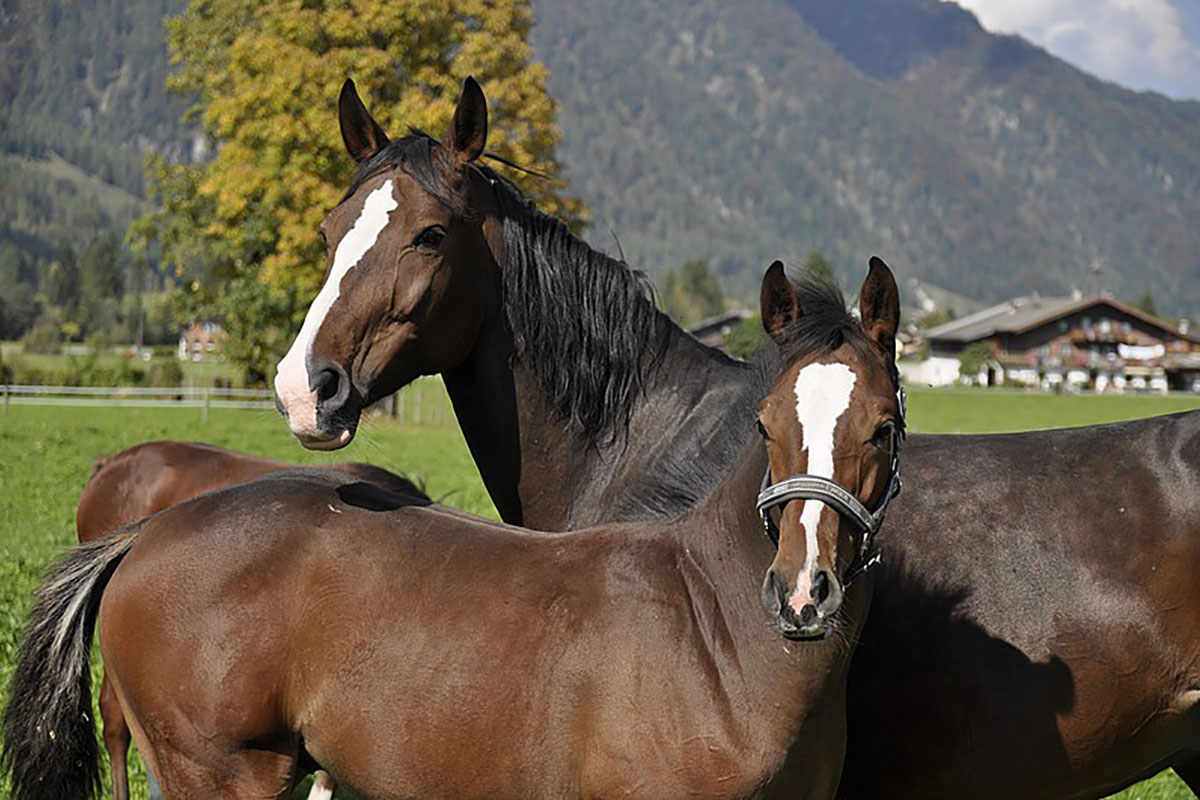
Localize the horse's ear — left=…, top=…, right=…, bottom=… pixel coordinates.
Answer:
left=761, top=260, right=801, bottom=343
left=859, top=256, right=900, bottom=355
left=339, top=78, right=390, bottom=164
left=445, top=76, right=488, bottom=164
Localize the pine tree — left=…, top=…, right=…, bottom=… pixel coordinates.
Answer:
left=659, top=259, right=725, bottom=326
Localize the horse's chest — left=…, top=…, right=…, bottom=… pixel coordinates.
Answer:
left=580, top=720, right=783, bottom=800
left=583, top=750, right=766, bottom=800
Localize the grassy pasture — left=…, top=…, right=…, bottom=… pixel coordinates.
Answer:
left=1, top=387, right=1199, bottom=798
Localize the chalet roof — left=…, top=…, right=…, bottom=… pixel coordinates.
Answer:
left=925, top=294, right=1197, bottom=344
left=687, top=309, right=753, bottom=341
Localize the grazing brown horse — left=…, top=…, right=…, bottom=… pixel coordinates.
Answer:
left=76, top=441, right=425, bottom=800
left=3, top=263, right=905, bottom=800
left=273, top=77, right=1200, bottom=797
left=77, top=441, right=423, bottom=542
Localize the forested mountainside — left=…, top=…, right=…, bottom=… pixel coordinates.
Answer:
left=2, top=0, right=1199, bottom=326
left=531, top=0, right=1200, bottom=312
left=0, top=0, right=191, bottom=258
left=0, top=0, right=189, bottom=336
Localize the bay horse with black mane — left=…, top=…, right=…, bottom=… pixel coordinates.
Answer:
left=76, top=441, right=425, bottom=800
left=3, top=263, right=906, bottom=800
left=270, top=77, right=1200, bottom=798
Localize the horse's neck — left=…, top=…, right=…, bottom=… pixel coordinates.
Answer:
left=440, top=317, right=535, bottom=526
left=569, top=328, right=757, bottom=526
left=444, top=310, right=753, bottom=530
left=668, top=440, right=856, bottom=751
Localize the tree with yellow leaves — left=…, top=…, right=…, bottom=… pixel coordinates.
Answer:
left=135, top=0, right=584, bottom=382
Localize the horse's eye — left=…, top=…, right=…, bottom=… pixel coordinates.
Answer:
left=871, top=423, right=894, bottom=448
left=755, top=419, right=769, bottom=440
left=413, top=226, right=445, bottom=250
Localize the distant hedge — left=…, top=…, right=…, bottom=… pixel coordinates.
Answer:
left=3, top=355, right=194, bottom=388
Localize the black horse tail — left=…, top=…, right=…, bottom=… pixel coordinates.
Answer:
left=2, top=531, right=137, bottom=800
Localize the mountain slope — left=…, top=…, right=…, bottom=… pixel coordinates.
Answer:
left=0, top=0, right=191, bottom=264
left=530, top=0, right=1200, bottom=313
left=1, top=0, right=1198, bottom=319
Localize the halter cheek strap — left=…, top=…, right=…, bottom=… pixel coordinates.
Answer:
left=755, top=386, right=906, bottom=587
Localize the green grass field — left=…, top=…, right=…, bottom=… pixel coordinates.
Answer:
left=1, top=387, right=1199, bottom=798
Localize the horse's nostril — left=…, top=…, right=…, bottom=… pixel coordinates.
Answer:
left=313, top=367, right=341, bottom=405
left=799, top=604, right=818, bottom=625
left=813, top=571, right=831, bottom=605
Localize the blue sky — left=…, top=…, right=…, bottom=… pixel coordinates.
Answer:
left=950, top=0, right=1200, bottom=100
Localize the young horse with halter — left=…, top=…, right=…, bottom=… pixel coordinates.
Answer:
left=3, top=263, right=906, bottom=800
left=273, top=78, right=1200, bottom=798
left=76, top=441, right=425, bottom=800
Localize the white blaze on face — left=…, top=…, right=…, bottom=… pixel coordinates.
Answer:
left=274, top=180, right=398, bottom=435
left=788, top=361, right=857, bottom=612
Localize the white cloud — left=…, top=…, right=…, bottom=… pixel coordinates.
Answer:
left=950, top=0, right=1200, bottom=99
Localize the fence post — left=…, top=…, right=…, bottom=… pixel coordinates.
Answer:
left=3, top=384, right=8, bottom=415
left=414, top=389, right=423, bottom=426
left=202, top=388, right=210, bottom=423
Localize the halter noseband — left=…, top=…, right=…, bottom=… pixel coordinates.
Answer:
left=755, top=385, right=906, bottom=587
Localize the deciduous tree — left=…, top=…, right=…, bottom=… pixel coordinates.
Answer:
left=134, top=0, right=585, bottom=382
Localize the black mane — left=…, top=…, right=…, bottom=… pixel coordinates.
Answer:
left=350, top=131, right=671, bottom=441
left=490, top=170, right=672, bottom=439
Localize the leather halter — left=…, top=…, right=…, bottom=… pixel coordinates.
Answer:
left=756, top=385, right=906, bottom=587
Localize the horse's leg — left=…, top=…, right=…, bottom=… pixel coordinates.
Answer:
left=1172, top=756, right=1200, bottom=793
left=305, top=770, right=337, bottom=800
left=99, top=672, right=131, bottom=800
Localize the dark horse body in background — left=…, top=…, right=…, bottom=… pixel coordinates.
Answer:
left=76, top=440, right=425, bottom=800
left=3, top=265, right=906, bottom=799
left=271, top=78, right=1200, bottom=798
left=844, top=416, right=1200, bottom=798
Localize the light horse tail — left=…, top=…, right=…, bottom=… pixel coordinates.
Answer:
left=2, top=530, right=137, bottom=800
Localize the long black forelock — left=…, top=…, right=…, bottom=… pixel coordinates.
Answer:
left=343, top=129, right=670, bottom=441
